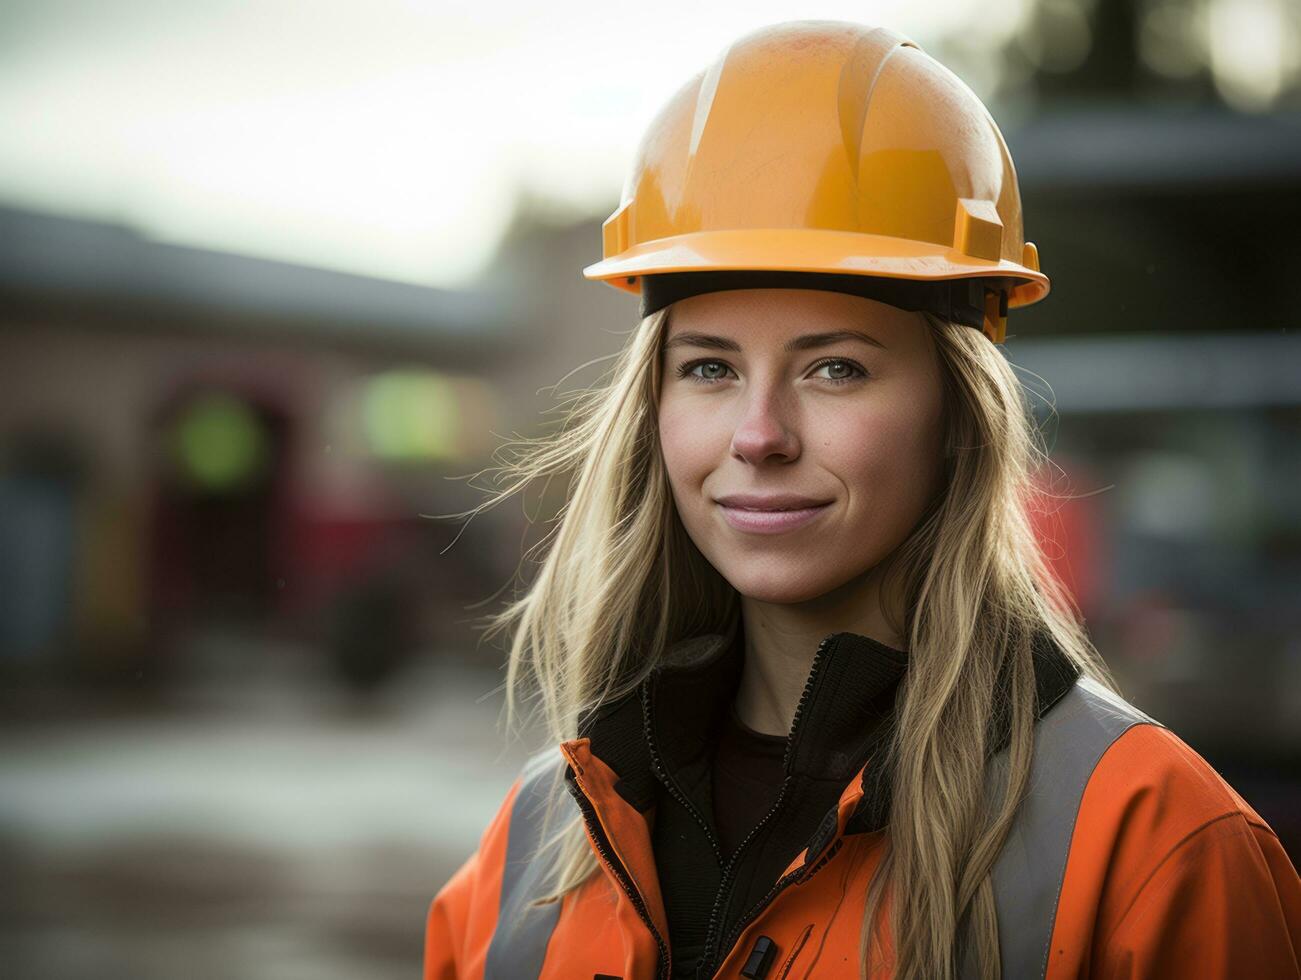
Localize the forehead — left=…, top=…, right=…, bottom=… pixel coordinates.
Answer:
left=663, top=287, right=920, bottom=346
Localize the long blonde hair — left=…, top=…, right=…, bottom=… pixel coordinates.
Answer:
left=451, top=304, right=1119, bottom=979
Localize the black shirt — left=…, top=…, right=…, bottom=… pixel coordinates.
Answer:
left=711, top=702, right=788, bottom=862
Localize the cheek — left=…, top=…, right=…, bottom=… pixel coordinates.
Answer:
left=657, top=400, right=720, bottom=488
left=823, top=393, right=943, bottom=496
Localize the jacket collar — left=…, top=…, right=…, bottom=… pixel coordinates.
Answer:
left=640, top=620, right=910, bottom=781
left=573, top=619, right=1081, bottom=834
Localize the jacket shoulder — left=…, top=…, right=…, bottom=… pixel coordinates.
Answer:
left=1057, top=678, right=1276, bottom=878
left=1048, top=690, right=1301, bottom=978
left=424, top=747, right=567, bottom=980
left=1090, top=720, right=1276, bottom=834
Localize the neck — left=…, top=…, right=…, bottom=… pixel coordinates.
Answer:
left=733, top=565, right=906, bottom=736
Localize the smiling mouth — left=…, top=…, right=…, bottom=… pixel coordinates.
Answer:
left=715, top=501, right=832, bottom=534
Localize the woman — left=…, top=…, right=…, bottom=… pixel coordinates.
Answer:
left=424, top=20, right=1301, bottom=980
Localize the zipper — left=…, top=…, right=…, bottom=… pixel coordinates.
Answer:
left=694, top=634, right=838, bottom=979
left=642, top=679, right=726, bottom=865
left=567, top=774, right=672, bottom=980
left=710, top=835, right=845, bottom=977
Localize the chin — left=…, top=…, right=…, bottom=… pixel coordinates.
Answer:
left=712, top=562, right=850, bottom=606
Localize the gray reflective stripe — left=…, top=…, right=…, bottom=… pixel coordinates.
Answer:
left=483, top=748, right=569, bottom=980
left=961, top=676, right=1163, bottom=980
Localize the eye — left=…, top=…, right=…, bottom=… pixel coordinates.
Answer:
left=675, top=360, right=736, bottom=384
left=673, top=357, right=869, bottom=386
left=809, top=358, right=868, bottom=385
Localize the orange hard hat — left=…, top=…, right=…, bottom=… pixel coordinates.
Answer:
left=582, top=20, right=1048, bottom=344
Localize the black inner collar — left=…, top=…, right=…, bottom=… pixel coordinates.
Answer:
left=646, top=622, right=909, bottom=788
left=574, top=620, right=1081, bottom=833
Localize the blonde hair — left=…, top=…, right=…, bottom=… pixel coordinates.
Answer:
left=451, top=305, right=1119, bottom=979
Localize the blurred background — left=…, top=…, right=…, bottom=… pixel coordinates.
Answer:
left=1, top=1, right=1299, bottom=977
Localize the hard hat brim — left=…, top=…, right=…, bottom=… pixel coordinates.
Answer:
left=583, top=228, right=1049, bottom=310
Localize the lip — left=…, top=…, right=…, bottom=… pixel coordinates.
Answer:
left=714, top=494, right=834, bottom=535
left=715, top=493, right=832, bottom=510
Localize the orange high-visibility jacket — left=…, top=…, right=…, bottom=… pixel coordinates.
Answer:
left=425, top=630, right=1301, bottom=979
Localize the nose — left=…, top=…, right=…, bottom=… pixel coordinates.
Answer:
left=730, top=386, right=800, bottom=465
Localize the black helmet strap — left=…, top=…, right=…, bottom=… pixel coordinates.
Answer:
left=638, top=269, right=1012, bottom=334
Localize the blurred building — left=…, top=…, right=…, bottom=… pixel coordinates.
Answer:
left=0, top=205, right=553, bottom=690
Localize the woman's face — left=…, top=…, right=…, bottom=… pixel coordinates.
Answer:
left=657, top=288, right=947, bottom=605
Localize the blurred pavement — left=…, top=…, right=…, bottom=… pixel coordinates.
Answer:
left=0, top=631, right=538, bottom=980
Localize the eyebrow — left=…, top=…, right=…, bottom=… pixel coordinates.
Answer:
left=662, top=329, right=886, bottom=354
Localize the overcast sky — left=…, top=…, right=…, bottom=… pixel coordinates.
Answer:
left=0, top=1, right=1029, bottom=290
